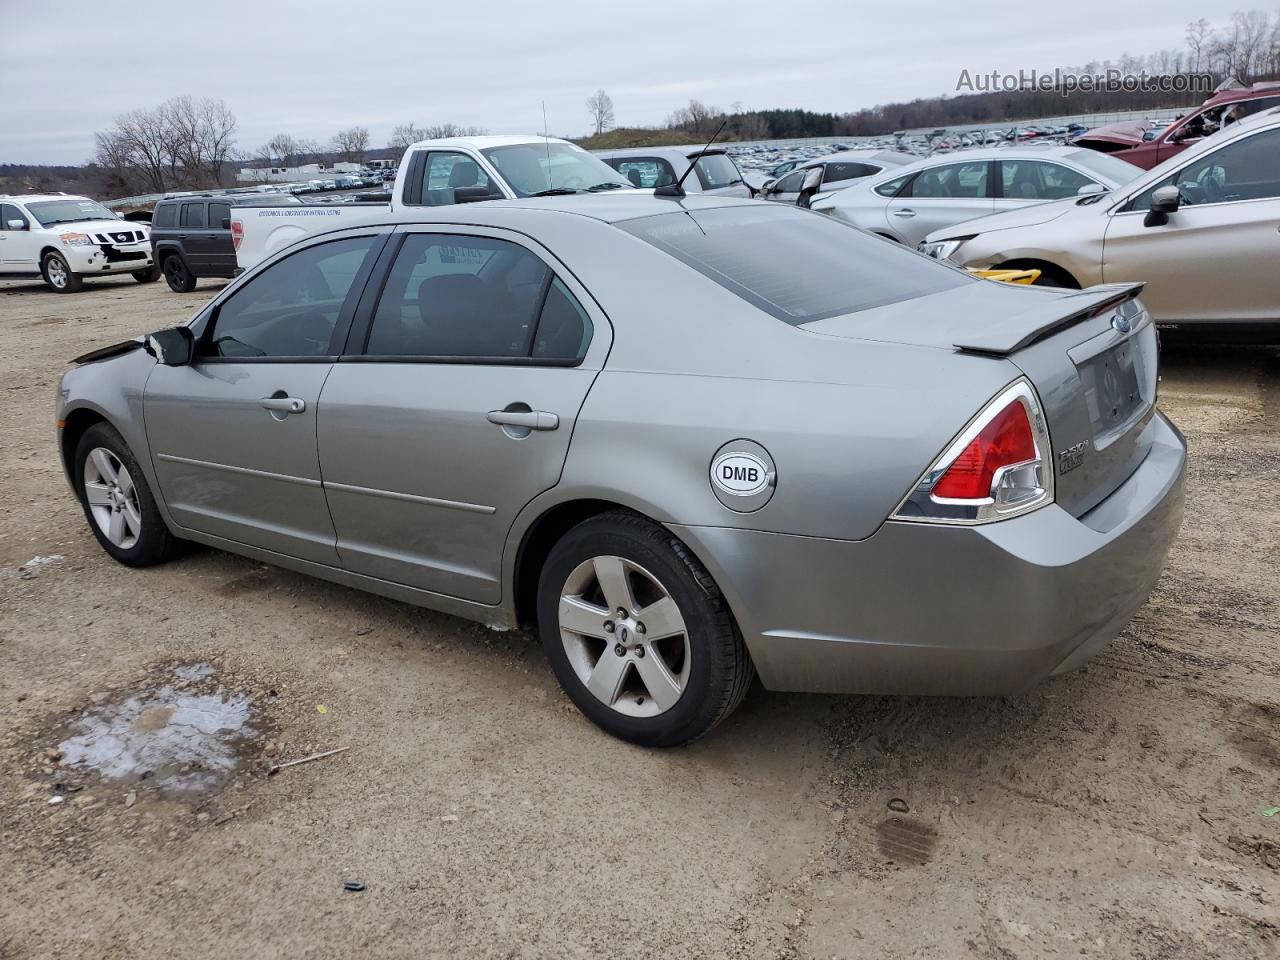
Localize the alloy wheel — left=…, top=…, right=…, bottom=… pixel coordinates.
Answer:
left=46, top=257, right=68, bottom=288
left=558, top=556, right=691, bottom=717
left=83, top=447, right=142, bottom=549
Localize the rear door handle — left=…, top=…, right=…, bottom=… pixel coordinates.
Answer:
left=892, top=208, right=917, bottom=217
left=487, top=409, right=558, bottom=430
left=259, top=396, right=306, bottom=414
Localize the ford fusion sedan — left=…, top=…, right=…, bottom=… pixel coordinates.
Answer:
left=922, top=107, right=1280, bottom=337
left=809, top=146, right=1139, bottom=246
left=57, top=195, right=1185, bottom=746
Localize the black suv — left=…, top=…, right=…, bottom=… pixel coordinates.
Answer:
left=149, top=193, right=300, bottom=292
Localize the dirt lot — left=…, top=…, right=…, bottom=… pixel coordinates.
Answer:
left=0, top=275, right=1276, bottom=960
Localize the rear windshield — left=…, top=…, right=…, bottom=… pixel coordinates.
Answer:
left=694, top=154, right=743, bottom=189
left=618, top=204, right=971, bottom=324
left=1064, top=149, right=1141, bottom=186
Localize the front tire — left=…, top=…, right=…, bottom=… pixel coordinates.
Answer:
left=74, top=422, right=181, bottom=567
left=132, top=265, right=161, bottom=283
left=162, top=255, right=196, bottom=292
left=42, top=251, right=83, bottom=293
left=537, top=511, right=754, bottom=747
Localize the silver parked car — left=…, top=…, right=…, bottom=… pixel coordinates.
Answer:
left=811, top=146, right=1140, bottom=246
left=594, top=147, right=750, bottom=197
left=758, top=149, right=914, bottom=206
left=57, top=196, right=1185, bottom=746
left=922, top=107, right=1280, bottom=336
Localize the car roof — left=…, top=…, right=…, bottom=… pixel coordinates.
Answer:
left=0, top=193, right=93, bottom=204
left=405, top=134, right=580, bottom=152
left=1201, top=81, right=1280, bottom=108
left=799, top=149, right=914, bottom=168
left=592, top=146, right=730, bottom=161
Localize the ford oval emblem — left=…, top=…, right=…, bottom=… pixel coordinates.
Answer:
left=1111, top=313, right=1132, bottom=334
left=710, top=452, right=770, bottom=497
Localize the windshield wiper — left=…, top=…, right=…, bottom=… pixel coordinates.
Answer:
left=528, top=187, right=582, bottom=197
left=587, top=182, right=629, bottom=192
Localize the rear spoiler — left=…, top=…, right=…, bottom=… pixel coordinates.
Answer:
left=954, top=282, right=1145, bottom=355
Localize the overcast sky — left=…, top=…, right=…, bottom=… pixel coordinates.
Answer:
left=2, top=0, right=1225, bottom=165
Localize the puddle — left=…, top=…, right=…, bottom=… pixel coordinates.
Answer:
left=55, top=664, right=261, bottom=797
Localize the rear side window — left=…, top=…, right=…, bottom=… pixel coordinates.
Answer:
left=693, top=154, right=742, bottom=189
left=365, top=233, right=590, bottom=361
left=208, top=202, right=231, bottom=228
left=874, top=173, right=910, bottom=197
left=607, top=157, right=677, bottom=188
left=203, top=236, right=377, bottom=358
left=152, top=203, right=176, bottom=228
left=823, top=162, right=880, bottom=184
left=180, top=203, right=205, bottom=228
left=619, top=205, right=970, bottom=325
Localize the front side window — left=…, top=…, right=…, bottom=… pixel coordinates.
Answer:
left=774, top=170, right=806, bottom=193
left=480, top=142, right=630, bottom=197
left=999, top=160, right=1094, bottom=200
left=202, top=236, right=377, bottom=358
left=693, top=154, right=743, bottom=189
left=364, top=233, right=590, bottom=361
left=180, top=203, right=205, bottom=228
left=607, top=158, right=677, bottom=188
left=0, top=203, right=27, bottom=229
left=418, top=151, right=501, bottom=206
left=1130, top=127, right=1280, bottom=211
left=823, top=162, right=880, bottom=184
left=619, top=204, right=971, bottom=325
left=907, top=161, right=989, bottom=199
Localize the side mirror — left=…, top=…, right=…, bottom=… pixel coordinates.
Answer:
left=1144, top=185, right=1180, bottom=227
left=760, top=179, right=776, bottom=194
left=6, top=219, right=27, bottom=231
left=454, top=187, right=494, bottom=204
left=147, top=326, right=195, bottom=366
left=1076, top=183, right=1105, bottom=196
left=221, top=218, right=232, bottom=229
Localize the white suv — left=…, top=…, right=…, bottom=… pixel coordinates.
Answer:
left=0, top=194, right=158, bottom=293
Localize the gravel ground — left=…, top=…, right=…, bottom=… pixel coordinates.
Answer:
left=0, top=275, right=1276, bottom=960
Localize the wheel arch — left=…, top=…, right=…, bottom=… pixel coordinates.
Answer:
left=993, top=257, right=1081, bottom=288
left=59, top=405, right=111, bottom=482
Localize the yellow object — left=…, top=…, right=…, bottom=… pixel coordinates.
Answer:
left=316, top=704, right=328, bottom=714
left=971, top=268, right=1041, bottom=285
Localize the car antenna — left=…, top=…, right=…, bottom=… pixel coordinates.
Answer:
left=542, top=101, right=553, bottom=193
left=655, top=117, right=728, bottom=198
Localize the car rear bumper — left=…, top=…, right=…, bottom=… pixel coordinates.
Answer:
left=671, top=410, right=1186, bottom=696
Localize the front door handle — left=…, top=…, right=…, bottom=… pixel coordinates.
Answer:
left=487, top=409, right=558, bottom=430
left=259, top=396, right=306, bottom=414
left=892, top=208, right=917, bottom=217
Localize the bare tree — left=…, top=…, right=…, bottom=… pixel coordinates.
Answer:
left=586, top=89, right=615, bottom=135
left=92, top=96, right=238, bottom=194
left=331, top=126, right=370, bottom=164
left=1186, top=18, right=1211, bottom=73
left=388, top=123, right=427, bottom=150
left=422, top=123, right=488, bottom=139
left=667, top=99, right=721, bottom=136
left=257, top=134, right=319, bottom=168
left=735, top=112, right=769, bottom=140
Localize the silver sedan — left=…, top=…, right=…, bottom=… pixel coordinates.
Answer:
left=57, top=195, right=1185, bottom=746
left=810, top=145, right=1140, bottom=246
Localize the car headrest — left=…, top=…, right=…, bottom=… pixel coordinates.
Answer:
left=448, top=161, right=480, bottom=189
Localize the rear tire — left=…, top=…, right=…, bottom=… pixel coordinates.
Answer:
left=42, top=251, right=83, bottom=293
left=162, top=255, right=196, bottom=292
left=132, top=265, right=161, bottom=283
left=537, top=511, right=754, bottom=747
left=74, top=422, right=182, bottom=568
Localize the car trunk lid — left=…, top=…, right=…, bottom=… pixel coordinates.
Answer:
left=802, top=280, right=1159, bottom=518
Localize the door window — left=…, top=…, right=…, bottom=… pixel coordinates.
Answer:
left=208, top=202, right=231, bottom=228
left=418, top=152, right=500, bottom=206
left=364, top=233, right=591, bottom=361
left=0, top=203, right=27, bottom=229
left=906, top=161, right=989, bottom=198
left=823, top=162, right=880, bottom=184
left=999, top=160, right=1095, bottom=200
left=180, top=203, right=206, bottom=228
left=607, top=158, right=677, bottom=188
left=1131, top=127, right=1280, bottom=211
left=202, top=235, right=377, bottom=358
left=773, top=170, right=806, bottom=193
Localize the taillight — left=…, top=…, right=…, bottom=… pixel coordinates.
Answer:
left=892, top=378, right=1054, bottom=524
left=230, top=220, right=243, bottom=251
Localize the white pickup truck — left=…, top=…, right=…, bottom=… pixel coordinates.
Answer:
left=233, top=135, right=635, bottom=271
